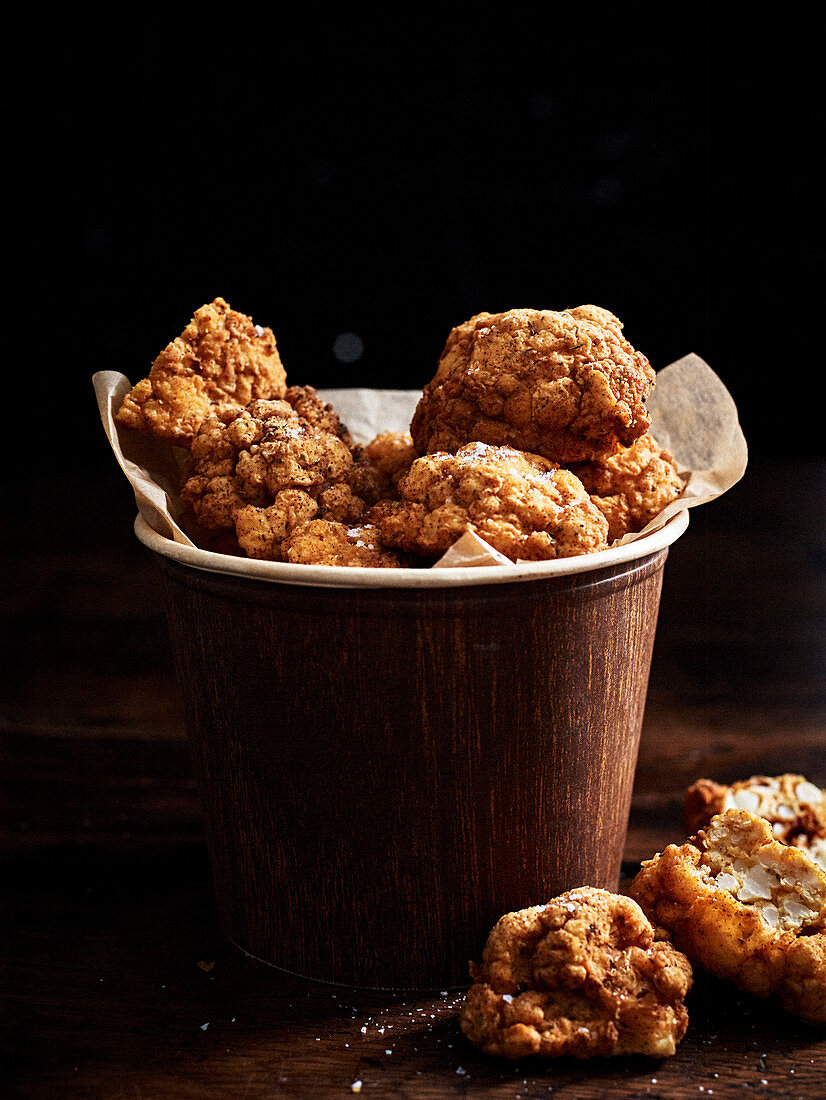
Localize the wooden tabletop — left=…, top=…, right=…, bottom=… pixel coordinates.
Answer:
left=1, top=459, right=824, bottom=1098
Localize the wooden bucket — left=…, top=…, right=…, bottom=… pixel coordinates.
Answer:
left=139, top=511, right=688, bottom=989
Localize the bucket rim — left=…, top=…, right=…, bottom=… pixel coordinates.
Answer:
left=135, top=507, right=689, bottom=590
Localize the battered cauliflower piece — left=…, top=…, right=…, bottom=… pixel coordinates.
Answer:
left=368, top=442, right=609, bottom=561
left=234, top=490, right=319, bottom=561
left=281, top=520, right=404, bottom=568
left=363, top=431, right=418, bottom=487
left=630, top=809, right=826, bottom=1024
left=459, top=888, right=692, bottom=1060
left=116, top=298, right=287, bottom=446
left=684, top=775, right=826, bottom=872
left=410, top=306, right=656, bottom=464
left=571, top=434, right=686, bottom=542
left=179, top=399, right=363, bottom=560
left=318, top=440, right=411, bottom=524
left=284, top=384, right=353, bottom=447
left=328, top=432, right=419, bottom=521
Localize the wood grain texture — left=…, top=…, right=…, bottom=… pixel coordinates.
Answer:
left=1, top=459, right=824, bottom=1096
left=158, top=550, right=666, bottom=988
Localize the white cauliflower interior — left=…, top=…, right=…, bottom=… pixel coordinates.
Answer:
left=700, top=813, right=826, bottom=932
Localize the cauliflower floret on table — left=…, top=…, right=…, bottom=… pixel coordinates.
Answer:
left=629, top=808, right=826, bottom=1024
left=684, top=775, right=826, bottom=872
left=368, top=442, right=609, bottom=561
left=459, top=887, right=692, bottom=1060
left=410, top=306, right=656, bottom=464
left=281, top=519, right=404, bottom=568
left=571, top=433, right=686, bottom=542
left=116, top=298, right=287, bottom=447
left=179, top=399, right=367, bottom=560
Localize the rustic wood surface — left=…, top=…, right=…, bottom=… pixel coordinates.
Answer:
left=1, top=459, right=824, bottom=1097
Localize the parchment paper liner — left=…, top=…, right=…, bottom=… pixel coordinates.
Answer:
left=94, top=352, right=746, bottom=586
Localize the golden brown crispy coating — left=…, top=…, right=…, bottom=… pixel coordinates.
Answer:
left=234, top=491, right=319, bottom=561
left=684, top=775, right=826, bottom=872
left=116, top=298, right=287, bottom=447
left=369, top=443, right=609, bottom=561
left=410, top=306, right=656, bottom=464
left=571, top=433, right=686, bottom=542
left=315, top=482, right=371, bottom=525
left=459, top=888, right=692, bottom=1060
left=364, top=431, right=418, bottom=487
left=285, top=385, right=353, bottom=447
left=334, top=432, right=419, bottom=521
left=281, top=520, right=404, bottom=568
left=630, top=809, right=826, bottom=1024
left=179, top=398, right=364, bottom=560
left=234, top=414, right=352, bottom=500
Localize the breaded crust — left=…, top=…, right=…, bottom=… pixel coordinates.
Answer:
left=369, top=442, right=609, bottom=561
left=363, top=431, right=418, bottom=487
left=116, top=298, right=287, bottom=446
left=281, top=520, right=404, bottom=568
left=630, top=809, right=826, bottom=1024
left=179, top=398, right=363, bottom=561
left=572, top=433, right=686, bottom=542
left=460, top=888, right=692, bottom=1060
left=411, top=306, right=655, bottom=464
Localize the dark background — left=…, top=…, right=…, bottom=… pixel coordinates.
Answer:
left=13, top=12, right=822, bottom=501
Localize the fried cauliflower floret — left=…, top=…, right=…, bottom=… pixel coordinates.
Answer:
left=368, top=443, right=609, bottom=561
left=571, top=433, right=686, bottom=542
left=410, top=306, right=656, bottom=464
left=364, top=431, right=418, bottom=487
left=234, top=491, right=319, bottom=561
left=284, top=384, right=353, bottom=447
left=233, top=414, right=353, bottom=499
left=630, top=809, right=826, bottom=1024
left=684, top=775, right=826, bottom=872
left=459, top=888, right=692, bottom=1060
left=179, top=398, right=366, bottom=559
left=116, top=298, right=287, bottom=446
left=318, top=448, right=405, bottom=523
left=281, top=519, right=404, bottom=568
left=335, top=433, right=419, bottom=518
